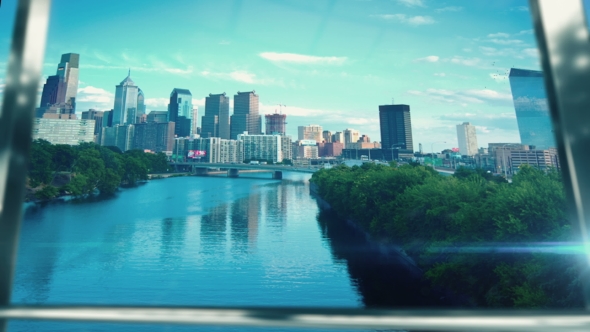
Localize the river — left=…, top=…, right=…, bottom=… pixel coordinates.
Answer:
left=9, top=172, right=426, bottom=331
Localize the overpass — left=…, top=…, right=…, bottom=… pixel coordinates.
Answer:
left=172, top=162, right=317, bottom=179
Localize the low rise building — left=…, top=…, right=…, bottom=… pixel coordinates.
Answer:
left=32, top=118, right=94, bottom=145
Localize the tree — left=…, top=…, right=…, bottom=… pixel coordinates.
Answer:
left=35, top=185, right=58, bottom=200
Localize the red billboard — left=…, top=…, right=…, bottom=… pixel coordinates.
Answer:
left=187, top=150, right=206, bottom=158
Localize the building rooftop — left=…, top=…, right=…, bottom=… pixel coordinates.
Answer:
left=171, top=88, right=192, bottom=96
left=509, top=68, right=543, bottom=78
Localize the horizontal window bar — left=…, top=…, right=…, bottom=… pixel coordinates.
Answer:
left=1, top=306, right=590, bottom=331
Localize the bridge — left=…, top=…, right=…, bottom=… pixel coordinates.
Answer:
left=172, top=162, right=317, bottom=179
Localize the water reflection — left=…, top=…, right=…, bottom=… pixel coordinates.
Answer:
left=160, top=217, right=186, bottom=265
left=200, top=204, right=228, bottom=253
left=230, top=193, right=259, bottom=254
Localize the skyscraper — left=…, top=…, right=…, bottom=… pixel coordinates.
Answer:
left=322, top=130, right=332, bottom=143
left=265, top=113, right=287, bottom=135
left=378, top=104, right=414, bottom=152
left=38, top=53, right=80, bottom=117
left=137, top=88, right=146, bottom=120
left=201, top=93, right=230, bottom=139
left=456, top=122, right=478, bottom=156
left=343, top=128, right=360, bottom=148
left=298, top=125, right=322, bottom=142
left=231, top=91, right=261, bottom=139
left=113, top=70, right=139, bottom=126
left=168, top=88, right=194, bottom=137
left=509, top=68, right=554, bottom=150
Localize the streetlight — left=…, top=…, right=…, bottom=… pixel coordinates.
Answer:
left=500, top=143, right=520, bottom=178
left=430, top=141, right=447, bottom=168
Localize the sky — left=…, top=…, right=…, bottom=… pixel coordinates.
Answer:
left=0, top=0, right=542, bottom=151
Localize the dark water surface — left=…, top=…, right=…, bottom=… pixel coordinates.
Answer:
left=10, top=173, right=371, bottom=331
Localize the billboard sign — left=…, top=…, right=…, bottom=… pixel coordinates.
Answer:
left=188, top=150, right=206, bottom=158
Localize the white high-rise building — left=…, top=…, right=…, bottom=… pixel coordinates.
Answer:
left=456, top=122, right=478, bottom=156
left=298, top=124, right=323, bottom=143
left=343, top=128, right=360, bottom=149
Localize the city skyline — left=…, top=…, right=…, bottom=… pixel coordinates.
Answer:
left=0, top=0, right=540, bottom=148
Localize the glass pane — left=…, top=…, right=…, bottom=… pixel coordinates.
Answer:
left=1, top=0, right=586, bottom=331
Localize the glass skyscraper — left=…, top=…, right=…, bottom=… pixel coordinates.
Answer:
left=113, top=70, right=139, bottom=126
left=168, top=88, right=193, bottom=137
left=38, top=53, right=79, bottom=117
left=230, top=91, right=261, bottom=139
left=378, top=104, right=413, bottom=152
left=201, top=93, right=230, bottom=139
left=508, top=68, right=555, bottom=150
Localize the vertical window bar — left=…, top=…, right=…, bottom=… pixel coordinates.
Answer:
left=529, top=0, right=590, bottom=309
left=0, top=0, right=51, bottom=331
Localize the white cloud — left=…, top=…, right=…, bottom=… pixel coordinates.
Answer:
left=522, top=48, right=539, bottom=58
left=144, top=98, right=169, bottom=109
left=413, top=55, right=439, bottom=63
left=201, top=70, right=279, bottom=86
left=488, top=32, right=510, bottom=38
left=219, top=40, right=231, bottom=45
left=75, top=86, right=114, bottom=111
left=511, top=6, right=529, bottom=12
left=396, top=0, right=425, bottom=7
left=407, top=88, right=512, bottom=107
left=489, top=39, right=523, bottom=45
left=436, top=6, right=462, bottom=12
left=445, top=56, right=481, bottom=67
left=259, top=52, right=347, bottom=65
left=462, top=48, right=472, bottom=52
left=372, top=14, right=435, bottom=25
left=433, top=72, right=446, bottom=77
left=517, top=29, right=534, bottom=35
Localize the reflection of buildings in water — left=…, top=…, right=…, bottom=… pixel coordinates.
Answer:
left=230, top=191, right=260, bottom=253
left=160, top=217, right=186, bottom=264
left=262, top=183, right=288, bottom=231
left=200, top=204, right=228, bottom=250
left=247, top=192, right=259, bottom=246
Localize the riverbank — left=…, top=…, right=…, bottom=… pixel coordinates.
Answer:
left=310, top=163, right=584, bottom=308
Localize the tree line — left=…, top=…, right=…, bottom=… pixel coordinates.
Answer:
left=29, top=139, right=170, bottom=200
left=310, top=163, right=584, bottom=308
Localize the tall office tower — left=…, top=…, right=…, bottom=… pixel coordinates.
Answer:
left=456, top=122, right=479, bottom=156
left=137, top=88, right=146, bottom=120
left=102, top=110, right=113, bottom=128
left=378, top=104, right=414, bottom=151
left=298, top=125, right=323, bottom=142
left=322, top=130, right=332, bottom=143
left=168, top=88, right=193, bottom=136
left=231, top=91, right=261, bottom=139
left=332, top=131, right=344, bottom=143
left=113, top=70, right=139, bottom=126
left=38, top=53, right=80, bottom=117
left=343, top=128, right=360, bottom=148
left=201, top=93, right=230, bottom=139
left=265, top=113, right=287, bottom=135
left=509, top=68, right=554, bottom=150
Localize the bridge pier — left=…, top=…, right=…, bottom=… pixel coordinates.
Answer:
left=272, top=171, right=283, bottom=179
left=228, top=169, right=239, bottom=178
left=195, top=168, right=209, bottom=176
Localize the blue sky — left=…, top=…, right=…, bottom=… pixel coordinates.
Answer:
left=0, top=0, right=540, bottom=150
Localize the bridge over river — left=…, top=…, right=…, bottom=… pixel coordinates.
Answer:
left=172, top=162, right=316, bottom=179
left=171, top=162, right=456, bottom=179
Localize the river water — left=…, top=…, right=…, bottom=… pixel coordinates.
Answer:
left=9, top=172, right=426, bottom=331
